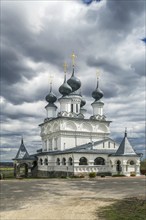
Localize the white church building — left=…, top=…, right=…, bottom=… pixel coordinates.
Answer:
left=13, top=54, right=141, bottom=177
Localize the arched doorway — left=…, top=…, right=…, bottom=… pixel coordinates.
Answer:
left=116, top=160, right=122, bottom=173
left=19, top=163, right=28, bottom=177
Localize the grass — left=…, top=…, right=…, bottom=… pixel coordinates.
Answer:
left=98, top=197, right=146, bottom=220
left=0, top=167, right=14, bottom=178
left=0, top=167, right=14, bottom=171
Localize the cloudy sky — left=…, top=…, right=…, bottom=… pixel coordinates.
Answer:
left=1, top=0, right=145, bottom=161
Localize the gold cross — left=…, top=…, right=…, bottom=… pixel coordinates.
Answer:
left=71, top=52, right=76, bottom=66
left=49, top=74, right=54, bottom=85
left=96, top=69, right=101, bottom=78
left=63, top=62, right=67, bottom=73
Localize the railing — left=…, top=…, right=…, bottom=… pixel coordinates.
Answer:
left=38, top=164, right=110, bottom=173
left=74, top=165, right=109, bottom=173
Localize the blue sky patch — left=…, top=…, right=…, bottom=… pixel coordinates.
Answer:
left=82, top=0, right=102, bottom=5
left=141, top=38, right=146, bottom=43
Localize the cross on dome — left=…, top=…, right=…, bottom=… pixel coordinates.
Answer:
left=48, top=74, right=54, bottom=92
left=71, top=52, right=77, bottom=67
left=96, top=69, right=101, bottom=79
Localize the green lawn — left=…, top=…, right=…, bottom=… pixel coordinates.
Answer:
left=0, top=167, right=14, bottom=178
left=98, top=197, right=146, bottom=220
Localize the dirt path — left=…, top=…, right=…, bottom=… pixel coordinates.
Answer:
left=0, top=177, right=145, bottom=220
left=1, top=197, right=113, bottom=220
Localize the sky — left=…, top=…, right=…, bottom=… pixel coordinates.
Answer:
left=1, top=0, right=145, bottom=161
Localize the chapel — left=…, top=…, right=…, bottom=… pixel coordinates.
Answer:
left=13, top=53, right=141, bottom=177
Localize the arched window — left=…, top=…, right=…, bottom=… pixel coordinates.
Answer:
left=130, top=160, right=135, bottom=165
left=44, top=158, right=48, bottom=165
left=94, top=157, right=105, bottom=165
left=62, top=158, right=66, bottom=165
left=68, top=157, right=73, bottom=166
left=79, top=157, right=88, bottom=165
left=40, top=158, right=43, bottom=165
left=56, top=158, right=60, bottom=165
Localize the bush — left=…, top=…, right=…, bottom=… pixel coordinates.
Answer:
left=79, top=174, right=85, bottom=178
left=89, top=172, right=96, bottom=178
left=130, top=172, right=136, bottom=177
left=112, top=174, right=126, bottom=177
left=97, top=172, right=112, bottom=176
left=140, top=170, right=146, bottom=175
left=71, top=175, right=80, bottom=178
left=60, top=176, right=67, bottom=179
left=100, top=174, right=105, bottom=178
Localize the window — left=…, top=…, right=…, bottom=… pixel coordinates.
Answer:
left=94, top=157, right=105, bottom=165
left=103, top=142, right=105, bottom=148
left=56, top=158, right=60, bottom=165
left=71, top=104, right=73, bottom=113
left=44, top=158, right=48, bottom=165
left=130, top=160, right=135, bottom=165
left=108, top=142, right=110, bottom=148
left=76, top=104, right=78, bottom=113
left=40, top=159, right=43, bottom=165
left=79, top=157, right=88, bottom=165
left=44, top=140, right=47, bottom=151
left=54, top=138, right=58, bottom=150
left=49, top=139, right=52, bottom=150
left=68, top=157, right=73, bottom=166
left=62, top=158, right=66, bottom=165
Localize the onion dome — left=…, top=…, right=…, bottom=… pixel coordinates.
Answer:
left=45, top=84, right=57, bottom=103
left=67, top=68, right=81, bottom=92
left=59, top=75, right=72, bottom=96
left=92, top=79, right=103, bottom=101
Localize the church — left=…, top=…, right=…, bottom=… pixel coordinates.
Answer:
left=13, top=53, right=141, bottom=178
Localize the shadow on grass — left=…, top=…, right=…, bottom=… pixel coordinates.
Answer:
left=97, top=197, right=146, bottom=220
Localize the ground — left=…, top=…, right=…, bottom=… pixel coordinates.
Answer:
left=0, top=176, right=145, bottom=220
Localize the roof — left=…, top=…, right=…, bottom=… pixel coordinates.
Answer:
left=13, top=138, right=35, bottom=160
left=114, top=131, right=138, bottom=156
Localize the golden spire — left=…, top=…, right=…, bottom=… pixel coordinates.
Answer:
left=48, top=74, right=53, bottom=92
left=71, top=52, right=76, bottom=67
left=96, top=69, right=101, bottom=79
left=63, top=62, right=67, bottom=74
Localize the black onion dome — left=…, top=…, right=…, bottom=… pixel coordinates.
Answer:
left=80, top=97, right=86, bottom=107
left=59, top=75, right=72, bottom=96
left=92, top=80, right=103, bottom=101
left=46, top=91, right=57, bottom=103
left=67, top=68, right=81, bottom=92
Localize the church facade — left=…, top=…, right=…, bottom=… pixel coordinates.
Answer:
left=13, top=54, right=141, bottom=177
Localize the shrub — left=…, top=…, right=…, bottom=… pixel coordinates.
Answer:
left=112, top=174, right=126, bottom=177
left=79, top=174, right=85, bottom=178
left=71, top=175, right=80, bottom=178
left=60, top=176, right=66, bottom=179
left=97, top=172, right=112, bottom=176
left=100, top=174, right=105, bottom=178
left=130, top=172, right=136, bottom=177
left=140, top=170, right=146, bottom=175
left=89, top=172, right=96, bottom=178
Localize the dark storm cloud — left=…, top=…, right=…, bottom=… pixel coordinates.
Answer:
left=99, top=0, right=145, bottom=32
left=86, top=56, right=121, bottom=74
left=1, top=45, right=35, bottom=85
